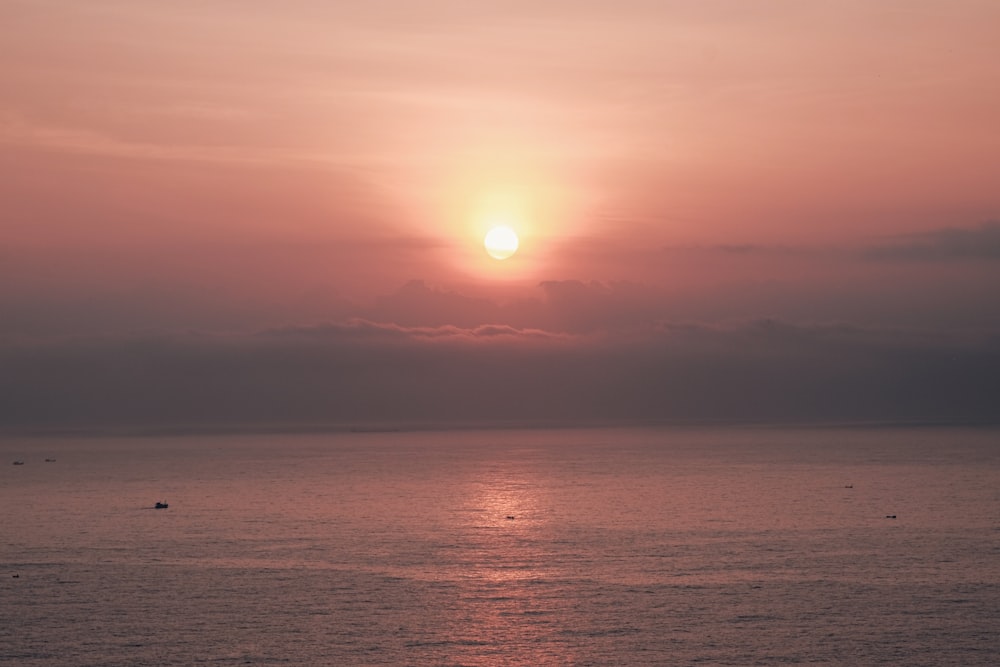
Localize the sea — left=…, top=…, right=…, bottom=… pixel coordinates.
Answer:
left=2, top=426, right=999, bottom=666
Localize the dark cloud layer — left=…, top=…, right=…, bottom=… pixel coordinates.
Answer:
left=2, top=320, right=997, bottom=433
left=866, top=221, right=1000, bottom=261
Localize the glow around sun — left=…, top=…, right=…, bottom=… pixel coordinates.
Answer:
left=484, top=225, right=519, bottom=260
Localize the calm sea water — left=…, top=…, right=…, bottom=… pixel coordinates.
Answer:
left=2, top=426, right=999, bottom=666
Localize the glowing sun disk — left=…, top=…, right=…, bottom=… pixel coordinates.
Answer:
left=484, top=225, right=519, bottom=260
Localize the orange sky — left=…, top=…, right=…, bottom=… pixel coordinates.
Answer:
left=2, top=1, right=999, bottom=428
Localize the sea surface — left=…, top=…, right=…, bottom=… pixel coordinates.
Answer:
left=2, top=426, right=999, bottom=666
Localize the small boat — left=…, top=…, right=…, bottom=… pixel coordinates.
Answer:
left=45, top=458, right=56, bottom=463
left=154, top=502, right=169, bottom=509
left=12, top=461, right=24, bottom=466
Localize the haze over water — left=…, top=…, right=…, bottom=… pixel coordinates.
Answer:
left=3, top=426, right=999, bottom=665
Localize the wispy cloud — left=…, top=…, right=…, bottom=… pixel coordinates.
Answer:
left=0, top=111, right=381, bottom=168
left=0, top=112, right=266, bottom=164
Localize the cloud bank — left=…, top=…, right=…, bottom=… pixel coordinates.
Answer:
left=865, top=221, right=1000, bottom=261
left=2, top=320, right=997, bottom=432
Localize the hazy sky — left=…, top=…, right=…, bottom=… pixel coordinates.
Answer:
left=2, top=1, right=998, bottom=430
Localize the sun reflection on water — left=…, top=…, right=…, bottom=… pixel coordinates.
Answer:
left=458, top=472, right=546, bottom=582
left=440, top=469, right=585, bottom=664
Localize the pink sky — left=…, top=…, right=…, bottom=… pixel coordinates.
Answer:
left=2, top=1, right=999, bottom=429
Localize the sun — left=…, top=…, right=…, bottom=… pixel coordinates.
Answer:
left=484, top=225, right=519, bottom=260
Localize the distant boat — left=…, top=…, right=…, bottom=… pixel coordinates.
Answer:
left=154, top=502, right=169, bottom=509
left=45, top=458, right=56, bottom=463
left=12, top=461, right=24, bottom=466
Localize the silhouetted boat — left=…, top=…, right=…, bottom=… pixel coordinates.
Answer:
left=12, top=461, right=24, bottom=466
left=154, top=502, right=169, bottom=509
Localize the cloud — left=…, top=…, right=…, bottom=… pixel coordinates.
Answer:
left=865, top=221, right=1000, bottom=261
left=2, top=320, right=997, bottom=433
left=653, top=223, right=1000, bottom=264
left=260, top=318, right=566, bottom=343
left=360, top=279, right=674, bottom=335
left=660, top=242, right=817, bottom=257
